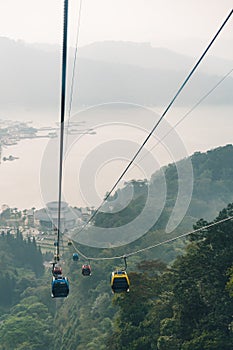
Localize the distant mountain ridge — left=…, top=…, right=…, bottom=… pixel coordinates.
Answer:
left=78, top=41, right=233, bottom=76
left=0, top=37, right=232, bottom=110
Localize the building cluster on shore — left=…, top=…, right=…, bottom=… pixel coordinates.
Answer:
left=0, top=119, right=96, bottom=164
left=0, top=202, right=93, bottom=250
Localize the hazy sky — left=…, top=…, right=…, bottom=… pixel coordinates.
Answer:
left=0, top=0, right=232, bottom=58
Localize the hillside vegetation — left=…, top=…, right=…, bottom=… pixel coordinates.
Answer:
left=0, top=144, right=233, bottom=349
left=94, top=144, right=233, bottom=231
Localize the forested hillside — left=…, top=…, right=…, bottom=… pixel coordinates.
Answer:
left=94, top=144, right=233, bottom=231
left=74, top=144, right=233, bottom=264
left=45, top=203, right=233, bottom=349
left=53, top=144, right=233, bottom=349
left=0, top=232, right=55, bottom=350
left=188, top=144, right=233, bottom=219
left=0, top=230, right=44, bottom=312
left=0, top=144, right=233, bottom=349
left=105, top=204, right=233, bottom=349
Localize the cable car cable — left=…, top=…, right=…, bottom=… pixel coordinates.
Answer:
left=67, top=66, right=233, bottom=254
left=55, top=0, right=69, bottom=263
left=70, top=215, right=233, bottom=261
left=64, top=0, right=83, bottom=174
left=72, top=9, right=233, bottom=238
left=135, top=67, right=233, bottom=168
left=67, top=0, right=83, bottom=119
left=124, top=215, right=233, bottom=258
left=123, top=256, right=127, bottom=270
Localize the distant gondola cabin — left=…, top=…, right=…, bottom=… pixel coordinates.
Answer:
left=53, top=266, right=62, bottom=277
left=73, top=253, right=79, bottom=261
left=82, top=264, right=91, bottom=276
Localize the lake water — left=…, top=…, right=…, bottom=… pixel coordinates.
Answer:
left=0, top=104, right=232, bottom=210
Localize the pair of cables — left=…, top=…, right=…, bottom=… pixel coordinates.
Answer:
left=57, top=4, right=232, bottom=263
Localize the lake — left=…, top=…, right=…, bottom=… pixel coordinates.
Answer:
left=0, top=104, right=232, bottom=210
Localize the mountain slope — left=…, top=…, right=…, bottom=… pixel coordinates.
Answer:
left=93, top=144, right=233, bottom=234
left=78, top=41, right=233, bottom=76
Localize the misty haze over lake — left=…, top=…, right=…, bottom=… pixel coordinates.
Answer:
left=0, top=40, right=232, bottom=209
left=0, top=104, right=232, bottom=210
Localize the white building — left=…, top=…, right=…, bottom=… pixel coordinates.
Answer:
left=35, top=201, right=81, bottom=232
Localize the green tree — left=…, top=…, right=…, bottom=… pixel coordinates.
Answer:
left=0, top=315, right=53, bottom=350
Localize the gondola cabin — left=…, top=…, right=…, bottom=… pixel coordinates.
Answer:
left=73, top=253, right=79, bottom=261
left=52, top=266, right=62, bottom=277
left=82, top=264, right=91, bottom=276
left=110, top=270, right=130, bottom=293
left=51, top=276, right=69, bottom=298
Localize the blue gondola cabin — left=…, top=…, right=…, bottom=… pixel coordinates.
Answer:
left=51, top=276, right=69, bottom=298
left=73, top=253, right=79, bottom=261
